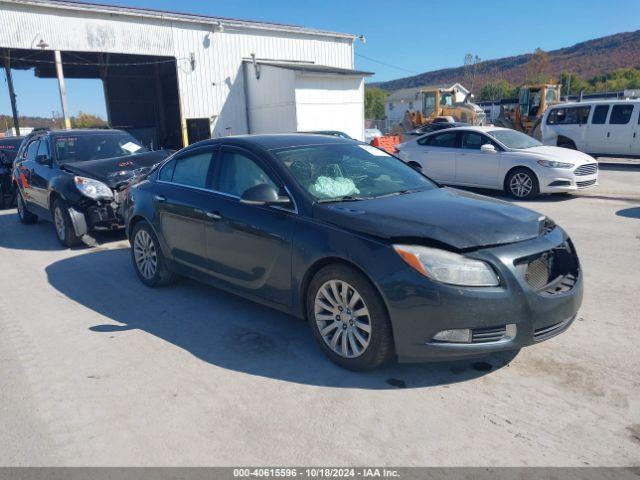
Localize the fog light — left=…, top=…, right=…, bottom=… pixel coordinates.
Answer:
left=505, top=324, right=517, bottom=339
left=432, top=329, right=472, bottom=343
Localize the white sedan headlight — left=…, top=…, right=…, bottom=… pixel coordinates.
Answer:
left=393, top=244, right=499, bottom=287
left=74, top=176, right=114, bottom=200
left=537, top=159, right=573, bottom=169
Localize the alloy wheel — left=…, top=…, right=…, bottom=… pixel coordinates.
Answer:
left=54, top=206, right=65, bottom=241
left=133, top=229, right=158, bottom=280
left=314, top=280, right=371, bottom=358
left=509, top=172, right=533, bottom=198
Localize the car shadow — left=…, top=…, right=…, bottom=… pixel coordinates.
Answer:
left=597, top=163, right=640, bottom=172
left=0, top=209, right=127, bottom=251
left=45, top=247, right=518, bottom=390
left=616, top=207, right=640, bottom=219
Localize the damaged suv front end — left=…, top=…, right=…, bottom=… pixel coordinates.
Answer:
left=60, top=151, right=172, bottom=236
left=12, top=128, right=172, bottom=246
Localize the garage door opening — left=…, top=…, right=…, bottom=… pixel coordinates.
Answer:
left=2, top=48, right=183, bottom=150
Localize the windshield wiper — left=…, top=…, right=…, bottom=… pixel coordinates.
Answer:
left=316, top=195, right=364, bottom=204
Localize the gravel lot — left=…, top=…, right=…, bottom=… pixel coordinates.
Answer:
left=0, top=167, right=638, bottom=467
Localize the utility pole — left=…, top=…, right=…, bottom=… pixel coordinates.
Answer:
left=3, top=50, right=20, bottom=136
left=54, top=50, right=71, bottom=130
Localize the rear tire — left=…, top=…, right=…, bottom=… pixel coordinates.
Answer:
left=505, top=168, right=540, bottom=200
left=131, top=220, right=177, bottom=287
left=52, top=198, right=82, bottom=248
left=16, top=189, right=37, bottom=224
left=306, top=264, right=394, bottom=371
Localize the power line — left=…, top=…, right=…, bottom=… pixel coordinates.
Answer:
left=355, top=52, right=419, bottom=75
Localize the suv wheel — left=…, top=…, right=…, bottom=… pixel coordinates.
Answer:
left=131, top=221, right=176, bottom=287
left=52, top=198, right=81, bottom=247
left=506, top=168, right=539, bottom=199
left=16, top=190, right=37, bottom=224
left=307, top=264, right=394, bottom=371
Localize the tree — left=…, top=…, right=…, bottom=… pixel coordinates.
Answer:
left=71, top=112, right=107, bottom=128
left=463, top=53, right=481, bottom=93
left=559, top=72, right=590, bottom=96
left=364, top=87, right=387, bottom=120
left=478, top=80, right=517, bottom=101
left=525, top=48, right=550, bottom=83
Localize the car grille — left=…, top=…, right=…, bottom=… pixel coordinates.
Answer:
left=574, top=163, right=598, bottom=176
left=577, top=179, right=597, bottom=188
left=515, top=241, right=580, bottom=295
left=534, top=316, right=575, bottom=342
left=472, top=325, right=507, bottom=343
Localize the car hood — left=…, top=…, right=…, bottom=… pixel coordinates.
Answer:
left=513, top=145, right=595, bottom=164
left=61, top=150, right=172, bottom=188
left=313, top=187, right=545, bottom=250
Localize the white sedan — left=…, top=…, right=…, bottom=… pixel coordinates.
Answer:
left=396, top=126, right=599, bottom=199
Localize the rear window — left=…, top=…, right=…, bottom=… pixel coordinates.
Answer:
left=591, top=105, right=609, bottom=124
left=0, top=138, right=23, bottom=163
left=0, top=138, right=24, bottom=149
left=609, top=104, right=634, bottom=125
left=419, top=131, right=457, bottom=147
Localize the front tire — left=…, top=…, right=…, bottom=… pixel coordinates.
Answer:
left=16, top=189, right=37, bottom=224
left=52, top=198, right=82, bottom=247
left=131, top=221, right=176, bottom=287
left=306, top=264, right=394, bottom=371
left=505, top=168, right=539, bottom=199
left=557, top=138, right=577, bottom=150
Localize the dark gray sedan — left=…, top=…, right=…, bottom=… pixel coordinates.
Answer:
left=123, top=134, right=582, bottom=370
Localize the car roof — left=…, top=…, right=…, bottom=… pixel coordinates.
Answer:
left=547, top=99, right=640, bottom=109
left=0, top=136, right=24, bottom=143
left=47, top=129, right=127, bottom=137
left=436, top=125, right=509, bottom=133
left=193, top=134, right=356, bottom=151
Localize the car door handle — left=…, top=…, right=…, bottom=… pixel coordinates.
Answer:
left=196, top=209, right=222, bottom=220
left=154, top=195, right=166, bottom=202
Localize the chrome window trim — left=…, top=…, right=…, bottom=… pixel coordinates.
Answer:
left=155, top=178, right=299, bottom=215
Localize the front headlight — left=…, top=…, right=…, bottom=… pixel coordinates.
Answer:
left=393, top=244, right=499, bottom=287
left=537, top=159, right=573, bottom=169
left=74, top=176, right=114, bottom=200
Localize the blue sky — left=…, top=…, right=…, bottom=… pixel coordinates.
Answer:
left=1, top=0, right=639, bottom=119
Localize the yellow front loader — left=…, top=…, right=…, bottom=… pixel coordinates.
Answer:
left=495, top=83, right=561, bottom=139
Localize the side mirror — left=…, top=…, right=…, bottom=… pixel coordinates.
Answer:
left=480, top=144, right=497, bottom=153
left=240, top=183, right=291, bottom=207
left=407, top=160, right=423, bottom=171
left=36, top=155, right=52, bottom=166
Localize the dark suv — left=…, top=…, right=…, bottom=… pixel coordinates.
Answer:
left=0, top=136, right=24, bottom=209
left=12, top=128, right=172, bottom=247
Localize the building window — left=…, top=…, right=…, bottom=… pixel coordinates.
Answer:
left=389, top=102, right=394, bottom=111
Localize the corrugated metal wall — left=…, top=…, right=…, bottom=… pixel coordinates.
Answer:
left=244, top=65, right=297, bottom=135
left=0, top=1, right=355, bottom=137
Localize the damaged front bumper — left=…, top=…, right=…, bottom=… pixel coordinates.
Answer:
left=68, top=188, right=128, bottom=237
left=376, top=226, right=583, bottom=362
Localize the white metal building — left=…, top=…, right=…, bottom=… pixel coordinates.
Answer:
left=0, top=0, right=371, bottom=148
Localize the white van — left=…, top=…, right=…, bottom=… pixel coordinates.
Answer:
left=541, top=100, right=640, bottom=157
